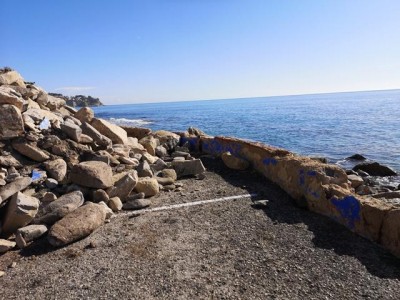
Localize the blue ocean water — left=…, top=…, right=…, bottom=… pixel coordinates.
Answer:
left=93, top=89, right=400, bottom=172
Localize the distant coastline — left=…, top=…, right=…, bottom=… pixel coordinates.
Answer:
left=49, top=93, right=104, bottom=107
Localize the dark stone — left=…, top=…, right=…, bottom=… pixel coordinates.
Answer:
left=347, top=154, right=366, bottom=160
left=353, top=162, right=397, bottom=177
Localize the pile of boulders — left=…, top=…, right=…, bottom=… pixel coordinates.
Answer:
left=0, top=69, right=205, bottom=253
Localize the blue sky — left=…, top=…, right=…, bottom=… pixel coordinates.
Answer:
left=1, top=0, right=399, bottom=104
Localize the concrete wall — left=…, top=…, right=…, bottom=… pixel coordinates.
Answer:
left=180, top=135, right=400, bottom=257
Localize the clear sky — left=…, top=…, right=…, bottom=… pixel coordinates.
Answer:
left=1, top=0, right=399, bottom=104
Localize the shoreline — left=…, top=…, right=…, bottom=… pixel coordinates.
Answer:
left=1, top=70, right=400, bottom=269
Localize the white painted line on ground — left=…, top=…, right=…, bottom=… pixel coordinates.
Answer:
left=123, top=193, right=257, bottom=216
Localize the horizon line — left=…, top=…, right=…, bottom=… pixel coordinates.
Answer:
left=100, top=87, right=400, bottom=106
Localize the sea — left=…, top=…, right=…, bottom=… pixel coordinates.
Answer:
left=93, top=89, right=400, bottom=174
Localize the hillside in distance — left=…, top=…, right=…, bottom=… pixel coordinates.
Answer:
left=49, top=93, right=104, bottom=107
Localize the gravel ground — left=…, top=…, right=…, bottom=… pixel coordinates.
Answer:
left=1, top=156, right=400, bottom=299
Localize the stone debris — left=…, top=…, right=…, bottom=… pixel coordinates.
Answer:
left=0, top=69, right=206, bottom=253
left=47, top=202, right=107, bottom=247
left=15, top=225, right=48, bottom=248
left=1, top=68, right=397, bottom=259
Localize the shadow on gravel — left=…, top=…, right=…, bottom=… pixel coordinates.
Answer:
left=19, top=237, right=56, bottom=257
left=200, top=156, right=400, bottom=279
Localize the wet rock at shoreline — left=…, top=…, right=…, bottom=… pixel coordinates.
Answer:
left=347, top=154, right=367, bottom=160
left=353, top=162, right=397, bottom=177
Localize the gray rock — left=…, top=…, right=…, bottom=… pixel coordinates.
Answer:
left=90, top=118, right=128, bottom=144
left=159, top=169, right=177, bottom=181
left=134, top=178, right=159, bottom=197
left=0, top=155, right=22, bottom=168
left=108, top=197, right=123, bottom=212
left=137, top=161, right=153, bottom=177
left=123, top=198, right=151, bottom=210
left=12, top=141, right=49, bottom=162
left=0, top=177, right=32, bottom=205
left=81, top=122, right=112, bottom=147
left=0, top=105, right=24, bottom=140
left=45, top=178, right=58, bottom=189
left=15, top=225, right=48, bottom=248
left=47, top=202, right=107, bottom=247
left=125, top=192, right=145, bottom=201
left=70, top=161, right=113, bottom=189
left=1, top=192, right=40, bottom=237
left=0, top=86, right=24, bottom=110
left=151, top=158, right=168, bottom=172
left=106, top=172, right=138, bottom=201
left=172, top=159, right=206, bottom=178
left=0, top=70, right=26, bottom=87
left=74, top=107, right=94, bottom=123
left=60, top=122, right=82, bottom=142
left=44, top=159, right=67, bottom=182
left=41, top=192, right=57, bottom=203
left=0, top=239, right=16, bottom=253
left=93, top=189, right=110, bottom=204
left=156, top=176, right=175, bottom=186
left=34, top=191, right=84, bottom=225
left=155, top=145, right=168, bottom=158
left=353, top=162, right=397, bottom=177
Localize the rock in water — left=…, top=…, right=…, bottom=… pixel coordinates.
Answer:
left=347, top=154, right=366, bottom=160
left=70, top=161, right=113, bottom=189
left=47, top=202, right=106, bottom=247
left=353, top=162, right=397, bottom=177
left=34, top=191, right=84, bottom=225
left=221, top=152, right=250, bottom=170
left=0, top=105, right=24, bottom=140
left=0, top=177, right=32, bottom=205
left=1, top=192, right=40, bottom=237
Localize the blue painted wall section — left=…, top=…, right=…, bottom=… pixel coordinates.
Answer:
left=202, top=139, right=242, bottom=156
left=262, top=158, right=277, bottom=166
left=331, top=196, right=361, bottom=230
left=179, top=137, right=199, bottom=152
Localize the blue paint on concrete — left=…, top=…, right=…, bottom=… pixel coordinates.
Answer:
left=202, top=139, right=242, bottom=156
left=179, top=137, right=198, bottom=151
left=262, top=158, right=277, bottom=166
left=307, top=188, right=319, bottom=198
left=331, top=196, right=361, bottom=229
left=307, top=170, right=317, bottom=176
left=299, top=169, right=305, bottom=186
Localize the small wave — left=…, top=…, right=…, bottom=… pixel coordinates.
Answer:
left=108, top=118, right=153, bottom=126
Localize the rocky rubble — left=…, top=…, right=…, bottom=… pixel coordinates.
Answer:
left=0, top=69, right=205, bottom=255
